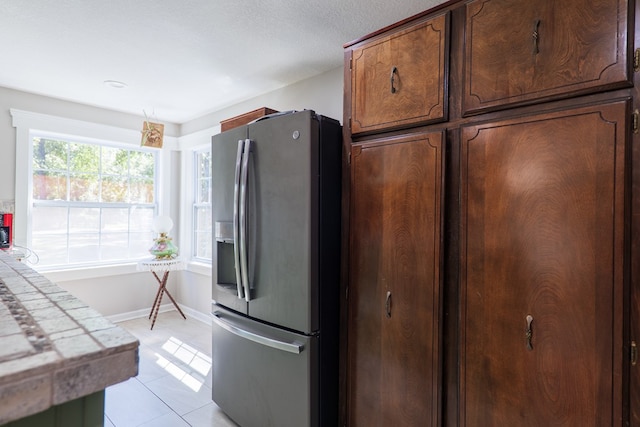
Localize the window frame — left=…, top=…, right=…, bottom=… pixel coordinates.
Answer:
left=30, top=134, right=159, bottom=268
left=11, top=109, right=174, bottom=279
left=192, top=146, right=212, bottom=263
left=177, top=125, right=218, bottom=275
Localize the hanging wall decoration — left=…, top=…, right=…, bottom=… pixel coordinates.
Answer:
left=141, top=111, right=164, bottom=148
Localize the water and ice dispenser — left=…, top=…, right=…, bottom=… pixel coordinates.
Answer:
left=215, top=221, right=236, bottom=290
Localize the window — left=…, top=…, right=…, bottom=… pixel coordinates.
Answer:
left=31, top=135, right=157, bottom=268
left=193, top=148, right=212, bottom=262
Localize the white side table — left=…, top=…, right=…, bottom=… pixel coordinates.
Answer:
left=137, top=258, right=186, bottom=329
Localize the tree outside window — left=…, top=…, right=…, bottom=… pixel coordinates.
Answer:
left=31, top=136, right=157, bottom=267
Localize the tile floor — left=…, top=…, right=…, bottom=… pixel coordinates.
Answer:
left=104, top=310, right=239, bottom=427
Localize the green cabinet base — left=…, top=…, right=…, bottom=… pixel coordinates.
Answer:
left=2, top=390, right=105, bottom=427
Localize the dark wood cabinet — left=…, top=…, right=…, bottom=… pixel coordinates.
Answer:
left=459, top=101, right=628, bottom=426
left=463, top=0, right=630, bottom=114
left=342, top=0, right=638, bottom=425
left=344, top=15, right=449, bottom=423
left=349, top=13, right=449, bottom=135
left=347, top=131, right=443, bottom=427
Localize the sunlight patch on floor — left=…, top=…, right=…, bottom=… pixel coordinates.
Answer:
left=155, top=336, right=212, bottom=392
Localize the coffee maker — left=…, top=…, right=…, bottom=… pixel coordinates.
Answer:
left=0, top=213, right=13, bottom=249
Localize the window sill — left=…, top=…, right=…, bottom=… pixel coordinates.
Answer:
left=185, top=260, right=212, bottom=277
left=36, top=262, right=140, bottom=283
left=32, top=259, right=211, bottom=283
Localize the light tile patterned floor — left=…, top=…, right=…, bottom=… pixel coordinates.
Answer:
left=104, top=310, right=239, bottom=427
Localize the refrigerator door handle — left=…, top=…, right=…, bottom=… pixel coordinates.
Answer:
left=233, top=139, right=246, bottom=300
left=212, top=312, right=304, bottom=354
left=239, top=139, right=252, bottom=302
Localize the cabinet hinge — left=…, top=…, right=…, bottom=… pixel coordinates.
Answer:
left=633, top=110, right=639, bottom=134
left=635, top=49, right=640, bottom=72
left=632, top=341, right=638, bottom=366
left=349, top=57, right=353, bottom=71
left=348, top=150, right=351, bottom=165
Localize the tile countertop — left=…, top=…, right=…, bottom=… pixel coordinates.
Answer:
left=0, top=252, right=139, bottom=425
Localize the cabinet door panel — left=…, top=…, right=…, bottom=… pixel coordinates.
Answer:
left=350, top=13, right=449, bottom=135
left=347, top=131, right=443, bottom=426
left=460, top=101, right=627, bottom=426
left=463, top=0, right=630, bottom=114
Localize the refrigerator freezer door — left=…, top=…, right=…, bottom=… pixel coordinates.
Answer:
left=245, top=110, right=321, bottom=333
left=212, top=308, right=318, bottom=427
left=212, top=126, right=249, bottom=315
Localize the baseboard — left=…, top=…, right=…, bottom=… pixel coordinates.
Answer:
left=107, top=304, right=210, bottom=325
left=181, top=306, right=211, bottom=324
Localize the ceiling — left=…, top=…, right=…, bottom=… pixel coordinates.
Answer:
left=0, top=0, right=446, bottom=124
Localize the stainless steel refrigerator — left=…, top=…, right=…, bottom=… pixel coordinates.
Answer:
left=211, top=110, right=341, bottom=427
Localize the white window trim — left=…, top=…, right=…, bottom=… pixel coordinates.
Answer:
left=178, top=125, right=219, bottom=276
left=192, top=146, right=212, bottom=263
left=11, top=108, right=178, bottom=281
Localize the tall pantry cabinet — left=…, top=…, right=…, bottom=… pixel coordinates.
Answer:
left=341, top=0, right=639, bottom=425
left=344, top=12, right=448, bottom=427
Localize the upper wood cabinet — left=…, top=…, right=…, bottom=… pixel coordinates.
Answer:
left=462, top=0, right=631, bottom=114
left=349, top=13, right=449, bottom=135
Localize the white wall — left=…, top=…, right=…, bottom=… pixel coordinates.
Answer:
left=48, top=269, right=180, bottom=321
left=0, top=66, right=344, bottom=321
left=181, top=66, right=343, bottom=135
